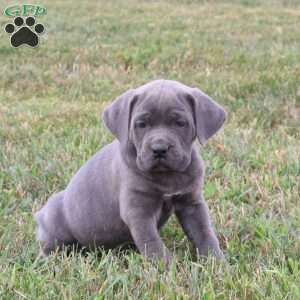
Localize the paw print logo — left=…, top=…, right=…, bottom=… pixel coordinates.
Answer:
left=4, top=16, right=45, bottom=47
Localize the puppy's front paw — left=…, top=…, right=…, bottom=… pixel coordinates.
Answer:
left=150, top=251, right=172, bottom=270
left=164, top=252, right=173, bottom=269
left=197, top=234, right=224, bottom=259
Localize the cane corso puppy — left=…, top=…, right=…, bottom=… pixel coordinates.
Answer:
left=35, top=79, right=226, bottom=264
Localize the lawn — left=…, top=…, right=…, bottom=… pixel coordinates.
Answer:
left=0, top=0, right=299, bottom=299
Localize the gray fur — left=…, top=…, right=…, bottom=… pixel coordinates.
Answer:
left=35, top=79, right=226, bottom=264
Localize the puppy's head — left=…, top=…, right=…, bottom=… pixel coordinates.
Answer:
left=103, top=80, right=226, bottom=173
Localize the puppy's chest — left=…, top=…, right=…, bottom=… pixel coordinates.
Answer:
left=151, top=172, right=197, bottom=196
left=157, top=197, right=175, bottom=228
left=157, top=192, right=183, bottom=225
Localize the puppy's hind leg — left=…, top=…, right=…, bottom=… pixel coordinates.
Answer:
left=34, top=191, right=75, bottom=256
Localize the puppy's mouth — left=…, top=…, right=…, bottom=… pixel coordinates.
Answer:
left=136, top=145, right=191, bottom=173
left=136, top=155, right=174, bottom=173
left=150, top=158, right=171, bottom=172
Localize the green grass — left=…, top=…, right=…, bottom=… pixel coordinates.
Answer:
left=0, top=0, right=300, bottom=299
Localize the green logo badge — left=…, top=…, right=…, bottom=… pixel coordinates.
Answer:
left=4, top=4, right=47, bottom=17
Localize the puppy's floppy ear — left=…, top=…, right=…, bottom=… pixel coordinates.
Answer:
left=189, top=88, right=226, bottom=144
left=102, top=89, right=137, bottom=143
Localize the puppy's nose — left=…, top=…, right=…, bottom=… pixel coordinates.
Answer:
left=152, top=143, right=168, bottom=158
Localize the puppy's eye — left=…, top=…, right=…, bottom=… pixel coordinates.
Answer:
left=175, top=120, right=187, bottom=127
left=135, top=120, right=147, bottom=129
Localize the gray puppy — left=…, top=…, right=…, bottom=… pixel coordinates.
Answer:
left=35, top=79, right=226, bottom=264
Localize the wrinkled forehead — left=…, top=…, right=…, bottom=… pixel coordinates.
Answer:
left=133, top=83, right=192, bottom=117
